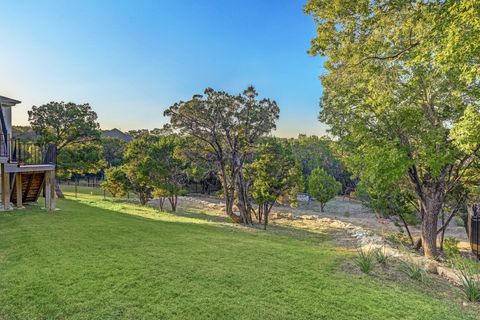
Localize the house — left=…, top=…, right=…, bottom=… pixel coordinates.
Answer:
left=101, top=128, right=133, bottom=142
left=0, top=96, right=56, bottom=211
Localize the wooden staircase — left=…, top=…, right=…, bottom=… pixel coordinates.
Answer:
left=10, top=172, right=46, bottom=204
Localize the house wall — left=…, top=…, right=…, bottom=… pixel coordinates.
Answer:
left=1, top=105, right=12, bottom=138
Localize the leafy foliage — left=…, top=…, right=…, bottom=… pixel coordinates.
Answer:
left=101, top=166, right=130, bottom=198
left=443, top=237, right=460, bottom=259
left=307, top=168, right=341, bottom=212
left=306, top=0, right=480, bottom=257
left=401, top=262, right=426, bottom=282
left=165, top=87, right=280, bottom=223
left=354, top=248, right=375, bottom=274
left=288, top=134, right=353, bottom=192
left=100, top=138, right=127, bottom=168
left=121, top=134, right=187, bottom=210
left=28, top=101, right=100, bottom=151
left=56, top=142, right=105, bottom=179
left=246, top=139, right=303, bottom=229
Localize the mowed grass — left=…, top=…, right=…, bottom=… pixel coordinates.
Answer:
left=0, top=192, right=476, bottom=319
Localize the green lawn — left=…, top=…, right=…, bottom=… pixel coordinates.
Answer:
left=0, top=193, right=476, bottom=319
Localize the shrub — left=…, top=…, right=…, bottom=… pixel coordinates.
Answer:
left=343, top=211, right=351, bottom=217
left=101, top=167, right=129, bottom=198
left=459, top=268, right=480, bottom=302
left=401, top=262, right=425, bottom=282
left=373, top=247, right=389, bottom=265
left=307, top=168, right=341, bottom=212
left=354, top=249, right=375, bottom=274
left=385, top=232, right=411, bottom=247
left=443, top=237, right=460, bottom=259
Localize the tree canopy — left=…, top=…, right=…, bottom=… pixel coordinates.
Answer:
left=165, top=86, right=280, bottom=224
left=28, top=101, right=101, bottom=197
left=306, top=0, right=480, bottom=257
left=28, top=102, right=100, bottom=151
left=247, top=139, right=303, bottom=229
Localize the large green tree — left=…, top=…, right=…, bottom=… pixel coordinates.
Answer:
left=28, top=101, right=100, bottom=197
left=165, top=87, right=279, bottom=224
left=56, top=142, right=105, bottom=180
left=306, top=0, right=480, bottom=257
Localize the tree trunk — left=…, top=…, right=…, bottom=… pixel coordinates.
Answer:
left=55, top=179, right=65, bottom=199
left=421, top=191, right=444, bottom=258
left=218, top=162, right=241, bottom=223
left=168, top=195, right=177, bottom=212
left=439, top=211, right=446, bottom=251
left=235, top=168, right=252, bottom=225
left=263, top=204, right=269, bottom=230
left=320, top=203, right=325, bottom=212
left=158, top=197, right=165, bottom=211
left=399, top=213, right=415, bottom=246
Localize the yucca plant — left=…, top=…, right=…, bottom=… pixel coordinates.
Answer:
left=401, top=262, right=425, bottom=282
left=460, top=268, right=480, bottom=302
left=373, top=247, right=389, bottom=265
left=354, top=248, right=375, bottom=274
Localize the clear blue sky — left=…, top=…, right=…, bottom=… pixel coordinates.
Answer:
left=0, top=0, right=326, bottom=137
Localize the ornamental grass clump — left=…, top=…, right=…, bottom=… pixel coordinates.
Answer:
left=354, top=248, right=375, bottom=274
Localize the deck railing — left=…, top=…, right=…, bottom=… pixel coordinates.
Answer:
left=0, top=137, right=56, bottom=165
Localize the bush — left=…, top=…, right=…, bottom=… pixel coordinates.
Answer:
left=354, top=249, right=375, bottom=274
left=373, top=247, right=389, bottom=265
left=385, top=232, right=411, bottom=247
left=307, top=168, right=341, bottom=212
left=101, top=167, right=129, bottom=198
left=343, top=211, right=351, bottom=217
left=401, top=262, right=425, bottom=282
left=443, top=237, right=460, bottom=259
left=459, top=268, right=480, bottom=302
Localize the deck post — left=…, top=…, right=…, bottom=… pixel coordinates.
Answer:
left=45, top=170, right=55, bottom=211
left=49, top=170, right=56, bottom=210
left=1, top=164, right=10, bottom=210
left=15, top=173, right=23, bottom=208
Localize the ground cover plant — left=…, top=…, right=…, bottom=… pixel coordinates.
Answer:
left=0, top=191, right=477, bottom=319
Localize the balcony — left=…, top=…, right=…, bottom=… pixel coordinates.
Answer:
left=0, top=138, right=56, bottom=166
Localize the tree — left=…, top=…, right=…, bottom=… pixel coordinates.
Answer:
left=306, top=0, right=480, bottom=257
left=142, top=135, right=187, bottom=212
left=100, top=138, right=127, bottom=168
left=122, top=137, right=155, bottom=205
left=28, top=101, right=100, bottom=197
left=165, top=87, right=279, bottom=224
left=288, top=134, right=354, bottom=193
left=247, top=139, right=303, bottom=229
left=56, top=142, right=105, bottom=180
left=102, top=166, right=130, bottom=198
left=122, top=134, right=187, bottom=210
left=357, top=182, right=418, bottom=245
left=307, top=168, right=341, bottom=212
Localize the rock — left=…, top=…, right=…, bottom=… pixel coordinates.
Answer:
left=437, top=266, right=462, bottom=285
left=424, top=261, right=439, bottom=274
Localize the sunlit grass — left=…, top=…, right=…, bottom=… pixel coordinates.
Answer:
left=0, top=192, right=476, bottom=319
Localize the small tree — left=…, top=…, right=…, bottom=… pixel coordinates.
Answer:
left=122, top=134, right=186, bottom=210
left=308, top=168, right=341, bottom=212
left=102, top=167, right=130, bottom=198
left=247, top=140, right=303, bottom=229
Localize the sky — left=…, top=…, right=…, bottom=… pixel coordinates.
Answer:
left=0, top=0, right=326, bottom=138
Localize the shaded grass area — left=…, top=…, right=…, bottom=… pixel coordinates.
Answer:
left=0, top=193, right=477, bottom=319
